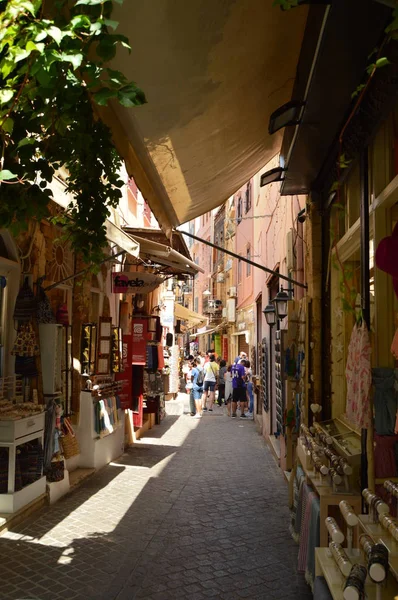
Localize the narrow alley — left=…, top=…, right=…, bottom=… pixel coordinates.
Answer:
left=0, top=403, right=311, bottom=600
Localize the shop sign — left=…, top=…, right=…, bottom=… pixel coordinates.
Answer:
left=131, top=317, right=147, bottom=365
left=112, top=272, right=164, bottom=294
left=115, top=334, right=132, bottom=409
left=222, top=336, right=229, bottom=361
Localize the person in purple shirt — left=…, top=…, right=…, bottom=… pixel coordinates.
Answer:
left=231, top=359, right=247, bottom=418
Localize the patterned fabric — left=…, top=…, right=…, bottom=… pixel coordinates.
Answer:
left=37, top=286, right=56, bottom=324
left=345, top=322, right=372, bottom=429
left=13, top=277, right=36, bottom=321
left=12, top=322, right=40, bottom=357
left=298, top=490, right=317, bottom=572
left=373, top=368, right=398, bottom=435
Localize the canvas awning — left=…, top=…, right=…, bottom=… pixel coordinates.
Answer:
left=174, top=303, right=207, bottom=329
left=134, top=235, right=204, bottom=275
left=99, top=1, right=309, bottom=234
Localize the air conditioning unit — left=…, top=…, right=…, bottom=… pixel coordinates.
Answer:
left=227, top=298, right=236, bottom=323
left=222, top=307, right=227, bottom=318
left=286, top=228, right=296, bottom=272
left=228, top=286, right=237, bottom=298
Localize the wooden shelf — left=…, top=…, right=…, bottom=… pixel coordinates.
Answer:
left=315, top=547, right=397, bottom=600
left=358, top=514, right=398, bottom=581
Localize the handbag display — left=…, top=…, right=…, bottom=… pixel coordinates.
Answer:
left=60, top=418, right=80, bottom=459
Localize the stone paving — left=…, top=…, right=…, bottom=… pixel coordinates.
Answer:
left=0, top=399, right=312, bottom=600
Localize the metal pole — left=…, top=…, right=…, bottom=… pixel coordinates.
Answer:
left=360, top=149, right=370, bottom=505
left=43, top=250, right=126, bottom=291
left=179, top=230, right=308, bottom=290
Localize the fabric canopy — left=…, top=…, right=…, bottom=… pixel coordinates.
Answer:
left=134, top=234, right=204, bottom=275
left=99, top=1, right=309, bottom=234
left=174, top=303, right=207, bottom=329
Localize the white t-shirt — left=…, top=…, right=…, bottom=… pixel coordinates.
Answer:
left=204, top=361, right=219, bottom=382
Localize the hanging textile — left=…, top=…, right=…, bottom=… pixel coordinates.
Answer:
left=36, top=285, right=56, bottom=324
left=345, top=321, right=372, bottom=429
left=11, top=323, right=40, bottom=357
left=373, top=367, right=398, bottom=435
left=13, top=277, right=36, bottom=321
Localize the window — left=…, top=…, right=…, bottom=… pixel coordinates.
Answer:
left=194, top=297, right=199, bottom=313
left=238, top=259, right=242, bottom=284
left=245, top=182, right=252, bottom=213
left=237, top=197, right=242, bottom=224
left=246, top=245, right=251, bottom=276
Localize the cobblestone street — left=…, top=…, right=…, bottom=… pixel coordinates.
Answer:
left=0, top=400, right=312, bottom=600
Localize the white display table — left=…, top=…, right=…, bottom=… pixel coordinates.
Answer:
left=76, top=392, right=124, bottom=470
left=0, top=412, right=46, bottom=513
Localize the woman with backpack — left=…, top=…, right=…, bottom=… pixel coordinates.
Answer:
left=191, top=358, right=204, bottom=418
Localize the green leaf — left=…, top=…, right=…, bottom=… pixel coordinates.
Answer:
left=102, top=18, right=119, bottom=30
left=0, top=89, right=15, bottom=104
left=0, top=170, right=17, bottom=181
left=375, top=57, right=391, bottom=69
left=70, top=15, right=92, bottom=29
left=17, top=137, right=36, bottom=148
left=47, top=26, right=63, bottom=45
left=1, top=117, right=14, bottom=134
left=75, top=0, right=110, bottom=5
left=93, top=88, right=118, bottom=105
left=60, top=52, right=84, bottom=69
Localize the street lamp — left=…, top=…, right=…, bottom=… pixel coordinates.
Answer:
left=203, top=288, right=212, bottom=296
left=273, top=287, right=291, bottom=320
left=263, top=303, right=276, bottom=327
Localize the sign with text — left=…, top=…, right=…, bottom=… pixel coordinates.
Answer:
left=112, top=272, right=164, bottom=294
left=115, top=334, right=132, bottom=410
left=131, top=317, right=147, bottom=365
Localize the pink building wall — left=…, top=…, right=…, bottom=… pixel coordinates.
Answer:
left=234, top=180, right=254, bottom=310
left=252, top=157, right=306, bottom=446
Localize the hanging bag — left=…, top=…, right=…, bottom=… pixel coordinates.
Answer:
left=60, top=418, right=80, bottom=459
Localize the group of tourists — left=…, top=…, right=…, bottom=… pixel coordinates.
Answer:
left=184, top=350, right=254, bottom=419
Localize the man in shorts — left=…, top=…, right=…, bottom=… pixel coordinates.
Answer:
left=201, top=354, right=219, bottom=411
left=231, top=359, right=247, bottom=418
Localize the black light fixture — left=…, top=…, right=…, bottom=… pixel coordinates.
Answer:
left=279, top=0, right=331, bottom=10
left=273, top=287, right=291, bottom=320
left=268, top=101, right=305, bottom=135
left=260, top=167, right=286, bottom=187
left=263, top=303, right=277, bottom=327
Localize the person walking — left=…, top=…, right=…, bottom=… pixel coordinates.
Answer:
left=231, top=359, right=247, bottom=418
left=217, top=360, right=227, bottom=406
left=245, top=359, right=254, bottom=417
left=224, top=365, right=233, bottom=416
left=191, top=357, right=204, bottom=418
left=185, top=361, right=195, bottom=416
left=201, top=354, right=219, bottom=412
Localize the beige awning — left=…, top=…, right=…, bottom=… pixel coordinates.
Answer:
left=98, top=2, right=308, bottom=233
left=174, top=303, right=207, bottom=329
left=105, top=220, right=140, bottom=257
left=134, top=235, right=204, bottom=275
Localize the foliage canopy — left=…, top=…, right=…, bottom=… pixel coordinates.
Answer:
left=0, top=0, right=146, bottom=265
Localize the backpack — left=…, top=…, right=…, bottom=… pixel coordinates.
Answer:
left=196, top=367, right=204, bottom=386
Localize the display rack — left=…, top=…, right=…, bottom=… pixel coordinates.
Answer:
left=0, top=412, right=46, bottom=513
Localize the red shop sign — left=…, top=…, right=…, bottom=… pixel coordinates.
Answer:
left=131, top=317, right=147, bottom=365
left=222, top=336, right=229, bottom=362
left=115, top=334, right=132, bottom=410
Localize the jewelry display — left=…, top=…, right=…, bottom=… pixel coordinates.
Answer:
left=325, top=516, right=345, bottom=544
left=362, top=489, right=389, bottom=523
left=359, top=534, right=389, bottom=583
left=329, top=541, right=352, bottom=577
left=343, top=564, right=367, bottom=600
left=340, top=500, right=359, bottom=527
left=379, top=513, right=398, bottom=542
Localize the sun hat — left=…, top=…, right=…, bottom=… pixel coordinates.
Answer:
left=375, top=222, right=398, bottom=298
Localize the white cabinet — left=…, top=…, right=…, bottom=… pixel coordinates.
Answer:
left=39, top=324, right=63, bottom=395
left=0, top=413, right=46, bottom=513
